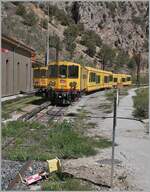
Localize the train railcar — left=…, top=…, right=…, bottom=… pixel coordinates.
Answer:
left=85, top=67, right=104, bottom=92
left=47, top=61, right=87, bottom=104
left=33, top=66, right=48, bottom=94
left=124, top=75, right=132, bottom=86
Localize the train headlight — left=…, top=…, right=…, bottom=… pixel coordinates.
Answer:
left=69, top=82, right=77, bottom=89
left=49, top=81, right=56, bottom=86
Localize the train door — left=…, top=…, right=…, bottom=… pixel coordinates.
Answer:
left=80, top=66, right=87, bottom=92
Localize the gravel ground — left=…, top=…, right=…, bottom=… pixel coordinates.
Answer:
left=1, top=160, right=25, bottom=190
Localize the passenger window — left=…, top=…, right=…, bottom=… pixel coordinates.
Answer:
left=104, top=76, right=109, bottom=83
left=89, top=72, right=96, bottom=82
left=113, top=78, right=118, bottom=82
left=122, top=78, right=126, bottom=82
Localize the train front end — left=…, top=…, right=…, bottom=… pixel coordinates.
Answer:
left=33, top=67, right=48, bottom=95
left=47, top=61, right=81, bottom=104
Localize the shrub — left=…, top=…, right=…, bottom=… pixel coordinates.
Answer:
left=133, top=88, right=148, bottom=119
left=81, top=30, right=102, bottom=47
left=23, top=11, right=39, bottom=26
left=41, top=18, right=48, bottom=29
left=16, top=4, right=26, bottom=16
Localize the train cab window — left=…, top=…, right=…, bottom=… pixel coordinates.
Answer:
left=113, top=78, right=118, bottom=82
left=104, top=76, right=109, bottom=83
left=96, top=75, right=100, bottom=84
left=127, top=77, right=131, bottom=81
left=68, top=65, right=79, bottom=78
left=109, top=75, right=113, bottom=82
left=49, top=65, right=58, bottom=77
left=122, top=78, right=126, bottom=82
left=89, top=72, right=96, bottom=82
left=33, top=69, right=40, bottom=78
left=59, top=65, right=67, bottom=78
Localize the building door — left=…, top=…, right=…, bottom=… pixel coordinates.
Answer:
left=26, top=64, right=28, bottom=91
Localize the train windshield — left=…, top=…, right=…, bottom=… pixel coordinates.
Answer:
left=49, top=65, right=58, bottom=77
left=59, top=65, right=67, bottom=78
left=68, top=65, right=79, bottom=78
left=33, top=69, right=40, bottom=78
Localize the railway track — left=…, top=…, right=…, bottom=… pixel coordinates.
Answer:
left=2, top=99, right=70, bottom=190
left=2, top=104, right=66, bottom=150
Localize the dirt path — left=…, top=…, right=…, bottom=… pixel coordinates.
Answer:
left=63, top=88, right=150, bottom=191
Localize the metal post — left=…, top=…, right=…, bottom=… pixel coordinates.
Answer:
left=110, top=96, right=117, bottom=188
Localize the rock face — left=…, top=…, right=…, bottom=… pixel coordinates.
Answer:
left=57, top=1, right=148, bottom=53
left=2, top=1, right=148, bottom=68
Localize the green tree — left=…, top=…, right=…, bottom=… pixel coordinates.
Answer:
left=63, top=25, right=79, bottom=58
left=98, top=44, right=116, bottom=70
left=127, top=57, right=136, bottom=69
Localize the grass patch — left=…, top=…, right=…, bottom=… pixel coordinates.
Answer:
left=42, top=173, right=92, bottom=191
left=3, top=120, right=111, bottom=161
left=2, top=120, right=46, bottom=138
left=133, top=88, right=148, bottom=119
left=2, top=96, right=42, bottom=120
left=118, top=87, right=129, bottom=96
left=105, top=89, right=117, bottom=101
left=98, top=103, right=113, bottom=113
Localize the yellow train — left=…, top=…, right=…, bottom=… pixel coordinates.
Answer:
left=33, top=61, right=132, bottom=104
left=33, top=66, right=48, bottom=95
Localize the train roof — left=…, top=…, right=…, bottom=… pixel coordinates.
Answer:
left=85, top=66, right=112, bottom=74
left=48, top=60, right=80, bottom=66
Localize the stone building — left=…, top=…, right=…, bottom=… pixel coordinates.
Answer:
left=1, top=35, right=35, bottom=97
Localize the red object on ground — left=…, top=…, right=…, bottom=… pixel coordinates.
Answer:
left=24, top=174, right=42, bottom=185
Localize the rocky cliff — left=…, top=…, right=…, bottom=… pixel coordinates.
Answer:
left=2, top=1, right=149, bottom=72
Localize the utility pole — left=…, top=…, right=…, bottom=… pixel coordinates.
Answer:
left=46, top=3, right=49, bottom=65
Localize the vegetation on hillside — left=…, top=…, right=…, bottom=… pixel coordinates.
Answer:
left=133, top=88, right=148, bottom=119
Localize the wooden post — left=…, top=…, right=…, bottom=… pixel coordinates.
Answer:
left=110, top=96, right=117, bottom=188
